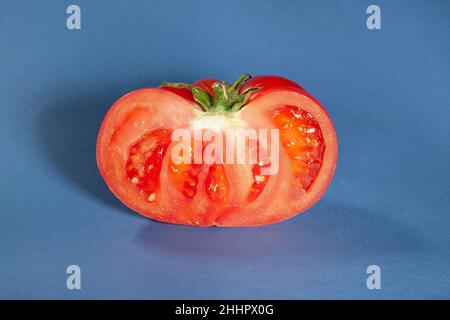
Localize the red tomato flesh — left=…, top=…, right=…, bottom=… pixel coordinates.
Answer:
left=97, top=75, right=337, bottom=226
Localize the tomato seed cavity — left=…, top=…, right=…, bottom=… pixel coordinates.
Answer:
left=125, top=129, right=172, bottom=201
left=272, top=105, right=325, bottom=191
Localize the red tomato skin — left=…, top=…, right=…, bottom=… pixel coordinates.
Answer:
left=241, top=75, right=304, bottom=91
left=192, top=78, right=219, bottom=96
left=240, top=75, right=304, bottom=102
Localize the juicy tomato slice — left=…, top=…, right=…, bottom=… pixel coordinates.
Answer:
left=97, top=76, right=337, bottom=227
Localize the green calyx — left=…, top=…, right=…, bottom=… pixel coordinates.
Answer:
left=161, top=74, right=260, bottom=113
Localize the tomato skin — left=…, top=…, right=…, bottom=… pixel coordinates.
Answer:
left=161, top=76, right=302, bottom=102
left=97, top=75, right=337, bottom=227
left=240, top=75, right=304, bottom=101
left=192, top=78, right=219, bottom=96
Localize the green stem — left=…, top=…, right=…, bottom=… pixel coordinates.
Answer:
left=229, top=74, right=251, bottom=92
left=160, top=74, right=260, bottom=113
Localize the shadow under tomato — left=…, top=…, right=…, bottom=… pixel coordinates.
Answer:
left=135, top=200, right=430, bottom=263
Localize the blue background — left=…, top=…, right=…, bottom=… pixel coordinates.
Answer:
left=1, top=0, right=449, bottom=299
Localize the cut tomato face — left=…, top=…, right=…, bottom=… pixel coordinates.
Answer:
left=97, top=74, right=337, bottom=226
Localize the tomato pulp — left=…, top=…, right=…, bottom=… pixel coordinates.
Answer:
left=97, top=74, right=337, bottom=226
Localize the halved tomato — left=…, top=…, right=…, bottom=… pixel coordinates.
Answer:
left=97, top=74, right=337, bottom=226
